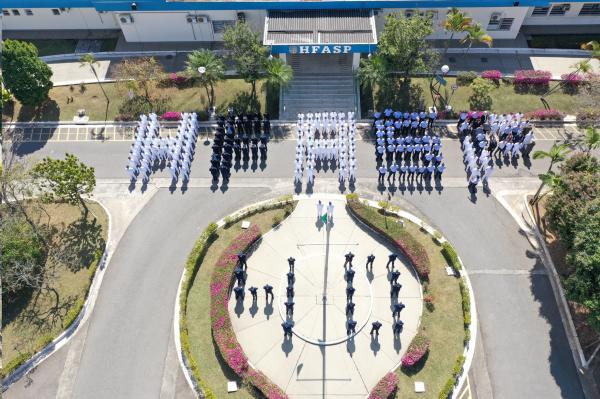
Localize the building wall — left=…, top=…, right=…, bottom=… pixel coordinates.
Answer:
left=1, top=7, right=118, bottom=30
left=522, top=3, right=600, bottom=26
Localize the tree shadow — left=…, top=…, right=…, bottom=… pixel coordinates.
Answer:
left=52, top=215, right=106, bottom=273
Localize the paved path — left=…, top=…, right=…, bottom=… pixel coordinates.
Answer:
left=230, top=197, right=421, bottom=398
left=3, top=134, right=588, bottom=399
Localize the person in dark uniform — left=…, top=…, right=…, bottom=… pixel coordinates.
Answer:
left=237, top=253, right=247, bottom=270
left=263, top=113, right=271, bottom=135
left=346, top=301, right=355, bottom=316
left=391, top=270, right=401, bottom=284
left=288, top=257, right=295, bottom=273
left=282, top=320, right=294, bottom=338
left=386, top=253, right=398, bottom=270
left=250, top=141, right=258, bottom=159
left=259, top=142, right=267, bottom=158
left=286, top=285, right=294, bottom=298
left=346, top=286, right=355, bottom=303
left=234, top=267, right=245, bottom=286
left=390, top=282, right=402, bottom=298
left=263, top=284, right=274, bottom=301
left=287, top=271, right=295, bottom=285
left=285, top=301, right=294, bottom=317
left=248, top=286, right=258, bottom=302
left=366, top=254, right=375, bottom=271
left=346, top=319, right=357, bottom=335
left=233, top=286, right=244, bottom=301
left=344, top=252, right=355, bottom=268
left=393, top=320, right=404, bottom=336
left=209, top=165, right=219, bottom=180
left=233, top=141, right=242, bottom=159
left=370, top=321, right=382, bottom=336
left=345, top=268, right=355, bottom=284
left=392, top=302, right=405, bottom=318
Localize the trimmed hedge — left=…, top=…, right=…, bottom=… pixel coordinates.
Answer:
left=401, top=331, right=430, bottom=368
left=368, top=372, right=399, bottom=399
left=459, top=280, right=471, bottom=328
left=441, top=242, right=461, bottom=275
left=346, top=198, right=430, bottom=280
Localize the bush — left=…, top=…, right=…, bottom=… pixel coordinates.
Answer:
left=468, top=77, right=494, bottom=111
left=401, top=331, right=430, bottom=368
left=481, top=70, right=502, bottom=83
left=561, top=73, right=584, bottom=86
left=452, top=354, right=466, bottom=378
left=456, top=71, right=478, bottom=86
left=118, top=96, right=170, bottom=118
left=576, top=108, right=600, bottom=129
left=439, top=377, right=456, bottom=399
left=368, top=372, right=399, bottom=399
left=346, top=198, right=430, bottom=280
left=169, top=72, right=189, bottom=86
left=272, top=214, right=283, bottom=227
left=459, top=280, right=471, bottom=327
left=441, top=242, right=461, bottom=274
left=561, top=153, right=600, bottom=175
left=160, top=111, right=182, bottom=121
left=524, top=108, right=564, bottom=121
left=114, top=113, right=135, bottom=122
left=514, top=70, right=552, bottom=86
left=0, top=351, right=32, bottom=379
left=424, top=294, right=435, bottom=312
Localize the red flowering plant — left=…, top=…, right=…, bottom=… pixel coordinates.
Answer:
left=561, top=73, right=584, bottom=86
left=170, top=72, right=188, bottom=86
left=209, top=225, right=289, bottom=399
left=481, top=70, right=503, bottom=84
left=513, top=70, right=552, bottom=86
left=368, top=372, right=399, bottom=399
left=401, top=331, right=430, bottom=369
left=524, top=108, right=565, bottom=121
left=160, top=111, right=182, bottom=121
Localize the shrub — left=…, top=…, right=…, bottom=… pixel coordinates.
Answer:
left=0, top=351, right=32, bottom=379
left=459, top=280, right=471, bottom=327
left=401, top=331, right=430, bottom=368
left=63, top=297, right=85, bottom=329
left=170, top=72, right=188, bottom=86
left=514, top=70, right=552, bottom=86
left=441, top=242, right=461, bottom=274
left=346, top=198, right=430, bottom=280
left=452, top=355, right=466, bottom=377
left=424, top=294, right=435, bottom=312
left=561, top=73, right=584, bottom=86
left=439, top=377, right=456, bottom=399
left=481, top=70, right=502, bottom=83
left=561, top=153, right=600, bottom=175
left=272, top=214, right=282, bottom=227
left=576, top=108, right=600, bottom=129
left=468, top=77, right=494, bottom=111
left=524, top=108, right=564, bottom=121
left=456, top=71, right=478, bottom=86
left=161, top=111, right=182, bottom=121
left=114, top=113, right=135, bottom=122
left=118, top=96, right=170, bottom=117
left=368, top=372, right=399, bottom=399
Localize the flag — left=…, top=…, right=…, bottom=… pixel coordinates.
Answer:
left=321, top=213, right=328, bottom=224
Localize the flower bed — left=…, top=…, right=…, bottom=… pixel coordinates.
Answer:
left=401, top=331, right=430, bottom=368
left=524, top=108, right=565, bottom=121
left=367, top=372, right=399, bottom=399
left=346, top=197, right=430, bottom=280
left=160, top=111, right=182, bottom=121
left=481, top=70, right=502, bottom=83
left=561, top=73, right=584, bottom=86
left=514, top=70, right=552, bottom=86
left=209, top=225, right=288, bottom=399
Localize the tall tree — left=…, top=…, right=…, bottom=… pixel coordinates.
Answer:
left=114, top=57, right=166, bottom=109
left=80, top=53, right=110, bottom=121
left=31, top=154, right=96, bottom=216
left=2, top=39, right=53, bottom=106
left=223, top=22, right=269, bottom=103
left=530, top=143, right=571, bottom=204
left=264, top=57, right=293, bottom=90
left=185, top=49, right=225, bottom=110
left=460, top=23, right=493, bottom=62
left=358, top=54, right=391, bottom=109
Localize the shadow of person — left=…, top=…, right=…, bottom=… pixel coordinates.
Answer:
left=180, top=179, right=188, bottom=194
left=141, top=180, right=149, bottom=193
left=370, top=335, right=381, bottom=355
left=294, top=180, right=303, bottom=194
left=346, top=336, right=356, bottom=356
left=264, top=301, right=274, bottom=320
left=315, top=218, right=324, bottom=231
left=469, top=189, right=478, bottom=204
left=249, top=301, right=258, bottom=317
left=259, top=158, right=267, bottom=171
left=234, top=299, right=245, bottom=318
left=234, top=159, right=241, bottom=172
left=128, top=180, right=136, bottom=193
left=282, top=336, right=294, bottom=357
left=210, top=179, right=219, bottom=192
left=338, top=180, right=346, bottom=193
left=366, top=268, right=374, bottom=283
left=349, top=180, right=356, bottom=192
left=393, top=331, right=402, bottom=354
left=523, top=155, right=532, bottom=169
left=220, top=180, right=229, bottom=193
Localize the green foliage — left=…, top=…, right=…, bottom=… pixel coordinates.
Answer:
left=561, top=153, right=600, bottom=174
left=2, top=83, right=14, bottom=103
left=452, top=355, right=466, bottom=377
left=31, top=153, right=96, bottom=208
left=114, top=57, right=168, bottom=111
left=264, top=57, right=293, bottom=89
left=564, top=200, right=600, bottom=332
left=468, top=77, right=494, bottom=111
left=456, top=71, right=478, bottom=86
left=346, top=193, right=359, bottom=201
left=441, top=242, right=462, bottom=273
left=439, top=377, right=456, bottom=399
left=118, top=95, right=170, bottom=118
left=0, top=351, right=33, bottom=379
left=0, top=216, right=46, bottom=300
left=185, top=49, right=225, bottom=108
left=2, top=39, right=53, bottom=106
left=272, top=214, right=283, bottom=227
left=459, top=280, right=471, bottom=327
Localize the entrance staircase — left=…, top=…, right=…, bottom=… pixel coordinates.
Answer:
left=280, top=54, right=358, bottom=120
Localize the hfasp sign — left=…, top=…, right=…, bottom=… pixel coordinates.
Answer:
left=290, top=45, right=352, bottom=54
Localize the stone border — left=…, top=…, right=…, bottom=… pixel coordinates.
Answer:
left=1, top=198, right=113, bottom=391
left=174, top=195, right=296, bottom=398
left=358, top=198, right=477, bottom=399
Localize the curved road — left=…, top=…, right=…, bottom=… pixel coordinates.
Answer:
left=5, top=131, right=587, bottom=399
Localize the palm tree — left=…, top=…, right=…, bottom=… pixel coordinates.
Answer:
left=80, top=53, right=109, bottom=120
left=530, top=143, right=571, bottom=204
left=460, top=23, right=493, bottom=63
left=443, top=8, right=472, bottom=58
left=580, top=40, right=600, bottom=60
left=185, top=49, right=225, bottom=110
left=264, top=57, right=293, bottom=89
left=357, top=55, right=390, bottom=110
left=579, top=127, right=600, bottom=154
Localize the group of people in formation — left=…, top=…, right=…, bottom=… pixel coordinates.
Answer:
left=209, top=112, right=271, bottom=182
left=372, top=109, right=446, bottom=187
left=294, top=111, right=357, bottom=185
left=125, top=112, right=199, bottom=184
left=457, top=111, right=535, bottom=192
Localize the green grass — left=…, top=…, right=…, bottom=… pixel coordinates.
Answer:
left=373, top=77, right=579, bottom=115
left=3, top=79, right=268, bottom=122
left=2, top=201, right=108, bottom=374
left=185, top=207, right=291, bottom=399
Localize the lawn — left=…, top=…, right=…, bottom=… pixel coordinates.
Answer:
left=369, top=77, right=579, bottom=115
left=346, top=199, right=465, bottom=398
left=3, top=79, right=268, bottom=122
left=185, top=207, right=291, bottom=399
left=2, top=200, right=108, bottom=374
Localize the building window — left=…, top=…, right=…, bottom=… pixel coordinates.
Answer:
left=549, top=3, right=571, bottom=15
left=3, top=9, right=10, bottom=16
left=498, top=17, right=514, bottom=30
left=579, top=3, right=600, bottom=15
left=488, top=13, right=514, bottom=30
left=25, top=9, right=33, bottom=15
left=52, top=8, right=61, bottom=15
left=532, top=6, right=550, bottom=16
left=12, top=9, right=20, bottom=16
left=212, top=20, right=235, bottom=34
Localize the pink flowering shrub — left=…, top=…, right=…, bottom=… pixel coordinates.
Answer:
left=160, top=111, right=182, bottom=121
left=209, top=225, right=288, bottom=399
left=368, top=372, right=399, bottom=399
left=561, top=73, right=584, bottom=86
left=513, top=70, right=552, bottom=86
left=524, top=108, right=565, bottom=121
left=401, top=332, right=430, bottom=368
left=170, top=72, right=188, bottom=85
left=481, top=70, right=503, bottom=83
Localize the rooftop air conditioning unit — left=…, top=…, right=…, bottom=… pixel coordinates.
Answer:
left=186, top=15, right=195, bottom=23
left=196, top=15, right=209, bottom=23
left=119, top=13, right=134, bottom=24
left=237, top=12, right=246, bottom=22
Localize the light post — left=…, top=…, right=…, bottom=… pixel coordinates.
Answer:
left=431, top=64, right=452, bottom=112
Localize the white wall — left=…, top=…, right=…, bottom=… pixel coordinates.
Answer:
left=2, top=7, right=118, bottom=30
left=523, top=3, right=600, bottom=26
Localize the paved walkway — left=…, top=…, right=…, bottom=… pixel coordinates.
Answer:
left=229, top=197, right=421, bottom=398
